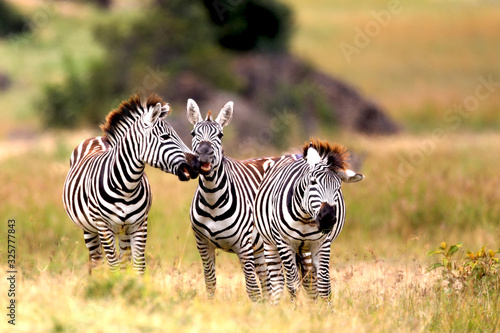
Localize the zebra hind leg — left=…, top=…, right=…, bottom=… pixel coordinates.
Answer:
left=129, top=221, right=147, bottom=275
left=84, top=230, right=103, bottom=275
left=95, top=221, right=120, bottom=272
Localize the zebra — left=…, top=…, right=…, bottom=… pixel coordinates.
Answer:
left=186, top=98, right=299, bottom=301
left=63, top=94, right=198, bottom=274
left=253, top=138, right=364, bottom=302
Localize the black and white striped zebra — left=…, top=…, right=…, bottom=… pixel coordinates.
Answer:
left=63, top=94, right=198, bottom=274
left=186, top=99, right=298, bottom=301
left=254, top=139, right=364, bottom=302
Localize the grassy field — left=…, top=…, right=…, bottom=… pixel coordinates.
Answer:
left=1, top=0, right=499, bottom=332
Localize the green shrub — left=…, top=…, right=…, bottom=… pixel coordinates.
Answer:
left=203, top=0, right=293, bottom=52
left=0, top=0, right=30, bottom=37
left=428, top=242, right=500, bottom=294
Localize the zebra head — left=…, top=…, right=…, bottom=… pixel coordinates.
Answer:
left=186, top=98, right=233, bottom=175
left=302, top=141, right=364, bottom=234
left=139, top=102, right=199, bottom=181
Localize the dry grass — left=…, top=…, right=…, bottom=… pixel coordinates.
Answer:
left=0, top=131, right=499, bottom=332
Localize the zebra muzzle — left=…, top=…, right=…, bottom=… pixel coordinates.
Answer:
left=315, top=202, right=337, bottom=234
left=200, top=162, right=211, bottom=173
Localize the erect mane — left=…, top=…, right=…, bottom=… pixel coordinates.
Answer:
left=100, top=94, right=165, bottom=146
left=302, top=138, right=350, bottom=171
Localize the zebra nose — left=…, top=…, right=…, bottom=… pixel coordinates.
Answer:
left=196, top=141, right=213, bottom=174
left=315, top=202, right=337, bottom=234
left=196, top=141, right=213, bottom=160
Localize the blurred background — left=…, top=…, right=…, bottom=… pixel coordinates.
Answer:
left=0, top=0, right=499, bottom=273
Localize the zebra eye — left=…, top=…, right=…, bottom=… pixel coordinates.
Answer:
left=160, top=133, right=171, bottom=141
left=191, top=131, right=195, bottom=137
left=217, top=133, right=223, bottom=139
left=311, top=177, right=317, bottom=185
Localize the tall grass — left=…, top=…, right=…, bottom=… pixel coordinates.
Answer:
left=0, top=131, right=499, bottom=331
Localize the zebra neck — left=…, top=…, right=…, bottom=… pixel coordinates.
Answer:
left=289, top=173, right=314, bottom=223
left=108, top=137, right=145, bottom=194
left=198, top=160, right=230, bottom=207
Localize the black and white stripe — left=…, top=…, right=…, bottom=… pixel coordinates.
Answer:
left=254, top=139, right=364, bottom=302
left=187, top=99, right=298, bottom=301
left=63, top=94, right=196, bottom=274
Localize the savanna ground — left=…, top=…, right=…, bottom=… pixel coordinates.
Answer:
left=1, top=0, right=500, bottom=332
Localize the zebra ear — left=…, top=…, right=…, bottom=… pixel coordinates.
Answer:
left=215, top=101, right=233, bottom=127
left=306, top=146, right=321, bottom=168
left=145, top=103, right=162, bottom=125
left=187, top=99, right=202, bottom=125
left=160, top=103, right=171, bottom=119
left=337, top=169, right=365, bottom=183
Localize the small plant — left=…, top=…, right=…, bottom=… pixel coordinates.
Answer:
left=428, top=242, right=500, bottom=294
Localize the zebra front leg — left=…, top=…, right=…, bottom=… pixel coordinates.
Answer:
left=277, top=242, right=301, bottom=301
left=83, top=230, right=102, bottom=275
left=95, top=221, right=120, bottom=272
left=129, top=220, right=148, bottom=274
left=236, top=245, right=262, bottom=302
left=264, top=242, right=284, bottom=304
left=314, top=241, right=332, bottom=301
left=118, top=233, right=132, bottom=270
left=299, top=251, right=318, bottom=300
left=254, top=250, right=269, bottom=301
left=195, top=234, right=217, bottom=299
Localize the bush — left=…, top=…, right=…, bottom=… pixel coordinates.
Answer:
left=40, top=0, right=238, bottom=128
left=0, top=0, right=30, bottom=37
left=428, top=242, right=500, bottom=295
left=203, top=0, right=293, bottom=52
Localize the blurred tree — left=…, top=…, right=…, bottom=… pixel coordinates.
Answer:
left=202, top=0, right=292, bottom=52
left=41, top=0, right=235, bottom=127
left=0, top=0, right=30, bottom=37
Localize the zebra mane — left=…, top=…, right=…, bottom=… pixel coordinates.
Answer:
left=302, top=138, right=350, bottom=172
left=100, top=94, right=165, bottom=146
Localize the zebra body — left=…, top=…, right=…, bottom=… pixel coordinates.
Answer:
left=63, top=94, right=197, bottom=274
left=187, top=99, right=298, bottom=301
left=254, top=139, right=364, bottom=302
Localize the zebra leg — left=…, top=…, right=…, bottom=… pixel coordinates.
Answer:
left=277, top=242, right=301, bottom=301
left=254, top=250, right=269, bottom=301
left=315, top=241, right=333, bottom=301
left=95, top=221, right=120, bottom=272
left=236, top=245, right=261, bottom=302
left=299, top=251, right=318, bottom=300
left=195, top=234, right=217, bottom=299
left=129, top=220, right=148, bottom=274
left=118, top=233, right=132, bottom=270
left=264, top=242, right=284, bottom=304
left=83, top=230, right=102, bottom=275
